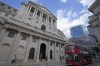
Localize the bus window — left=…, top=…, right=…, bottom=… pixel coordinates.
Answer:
left=65, top=46, right=74, bottom=53
left=65, top=54, right=75, bottom=60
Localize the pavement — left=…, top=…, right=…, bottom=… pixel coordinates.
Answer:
left=1, top=58, right=100, bottom=66
left=0, top=60, right=67, bottom=66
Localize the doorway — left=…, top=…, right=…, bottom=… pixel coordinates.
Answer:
left=39, top=43, right=46, bottom=59
left=28, top=48, right=35, bottom=59
left=50, top=50, right=53, bottom=59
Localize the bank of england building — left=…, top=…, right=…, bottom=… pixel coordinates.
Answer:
left=0, top=1, right=66, bottom=62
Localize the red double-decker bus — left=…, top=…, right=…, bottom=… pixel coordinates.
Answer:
left=65, top=44, right=92, bottom=66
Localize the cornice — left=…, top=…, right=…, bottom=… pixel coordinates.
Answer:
left=88, top=0, right=100, bottom=12
left=4, top=17, right=66, bottom=43
left=28, top=1, right=57, bottom=20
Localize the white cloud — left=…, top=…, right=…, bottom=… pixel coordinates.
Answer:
left=66, top=9, right=78, bottom=20
left=31, top=0, right=39, bottom=2
left=60, top=0, right=67, bottom=3
left=56, top=9, right=92, bottom=38
left=79, top=0, right=95, bottom=7
left=80, top=9, right=86, bottom=14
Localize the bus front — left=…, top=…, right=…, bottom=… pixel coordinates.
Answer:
left=65, top=44, right=80, bottom=66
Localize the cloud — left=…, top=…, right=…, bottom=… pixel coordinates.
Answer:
left=56, top=9, right=92, bottom=38
left=66, top=10, right=78, bottom=20
left=79, top=0, right=95, bottom=7
left=31, top=0, right=39, bottom=2
left=60, top=0, right=67, bottom=3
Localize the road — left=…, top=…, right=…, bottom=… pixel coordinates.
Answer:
left=87, top=57, right=100, bottom=66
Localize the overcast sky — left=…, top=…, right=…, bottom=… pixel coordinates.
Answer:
left=1, top=0, right=96, bottom=38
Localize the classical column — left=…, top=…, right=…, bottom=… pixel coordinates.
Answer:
left=34, top=44, right=37, bottom=61
left=54, top=21, right=56, bottom=29
left=40, top=13, right=43, bottom=21
left=34, top=9, right=38, bottom=19
left=51, top=19, right=53, bottom=28
left=9, top=31, right=21, bottom=59
left=26, top=4, right=31, bottom=13
left=0, top=27, right=6, bottom=44
left=54, top=42, right=56, bottom=61
left=47, top=40, right=50, bottom=61
left=23, top=35, right=32, bottom=62
left=59, top=43, right=61, bottom=60
left=63, top=44, right=65, bottom=60
left=27, top=5, right=32, bottom=14
left=47, top=16, right=49, bottom=24
left=36, top=38, right=41, bottom=62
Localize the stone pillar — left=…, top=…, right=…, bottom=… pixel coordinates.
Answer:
left=54, top=42, right=56, bottom=61
left=55, top=22, right=57, bottom=28
left=34, top=45, right=37, bottom=61
left=51, top=19, right=53, bottom=28
left=63, top=44, right=65, bottom=60
left=27, top=5, right=32, bottom=14
left=23, top=35, right=32, bottom=62
left=0, top=27, right=6, bottom=44
left=47, top=40, right=50, bottom=61
left=9, top=31, right=21, bottom=60
left=54, top=21, right=56, bottom=29
left=40, top=13, right=43, bottom=21
left=26, top=4, right=31, bottom=13
left=51, top=19, right=53, bottom=33
left=34, top=9, right=38, bottom=19
left=47, top=16, right=49, bottom=25
left=59, top=43, right=61, bottom=60
left=36, top=38, right=41, bottom=62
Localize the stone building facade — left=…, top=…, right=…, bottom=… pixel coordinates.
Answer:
left=0, top=1, right=66, bottom=62
left=88, top=0, right=100, bottom=45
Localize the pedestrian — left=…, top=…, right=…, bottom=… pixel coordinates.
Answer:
left=45, top=56, right=47, bottom=61
left=11, top=55, right=17, bottom=64
left=60, top=56, right=62, bottom=63
left=60, top=56, right=62, bottom=61
left=40, top=54, right=42, bottom=62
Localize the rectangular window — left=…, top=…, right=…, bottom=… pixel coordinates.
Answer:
left=30, top=7, right=35, bottom=13
left=50, top=43, right=53, bottom=46
left=56, top=44, right=58, bottom=47
left=61, top=44, right=63, bottom=48
left=43, top=14, right=47, bottom=19
left=32, top=37, right=37, bottom=43
left=36, top=10, right=40, bottom=20
left=37, top=10, right=40, bottom=16
left=8, top=30, right=15, bottom=38
left=49, top=17, right=51, bottom=22
left=49, top=17, right=51, bottom=26
left=53, top=19, right=55, bottom=23
left=21, top=34, right=27, bottom=41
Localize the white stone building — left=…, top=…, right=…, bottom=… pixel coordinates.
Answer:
left=88, top=0, right=100, bottom=45
left=0, top=1, right=66, bottom=62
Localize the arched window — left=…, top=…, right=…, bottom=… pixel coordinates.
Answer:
left=50, top=50, right=53, bottom=59
left=41, top=25, right=46, bottom=31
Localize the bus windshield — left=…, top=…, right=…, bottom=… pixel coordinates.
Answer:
left=65, top=54, right=75, bottom=60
